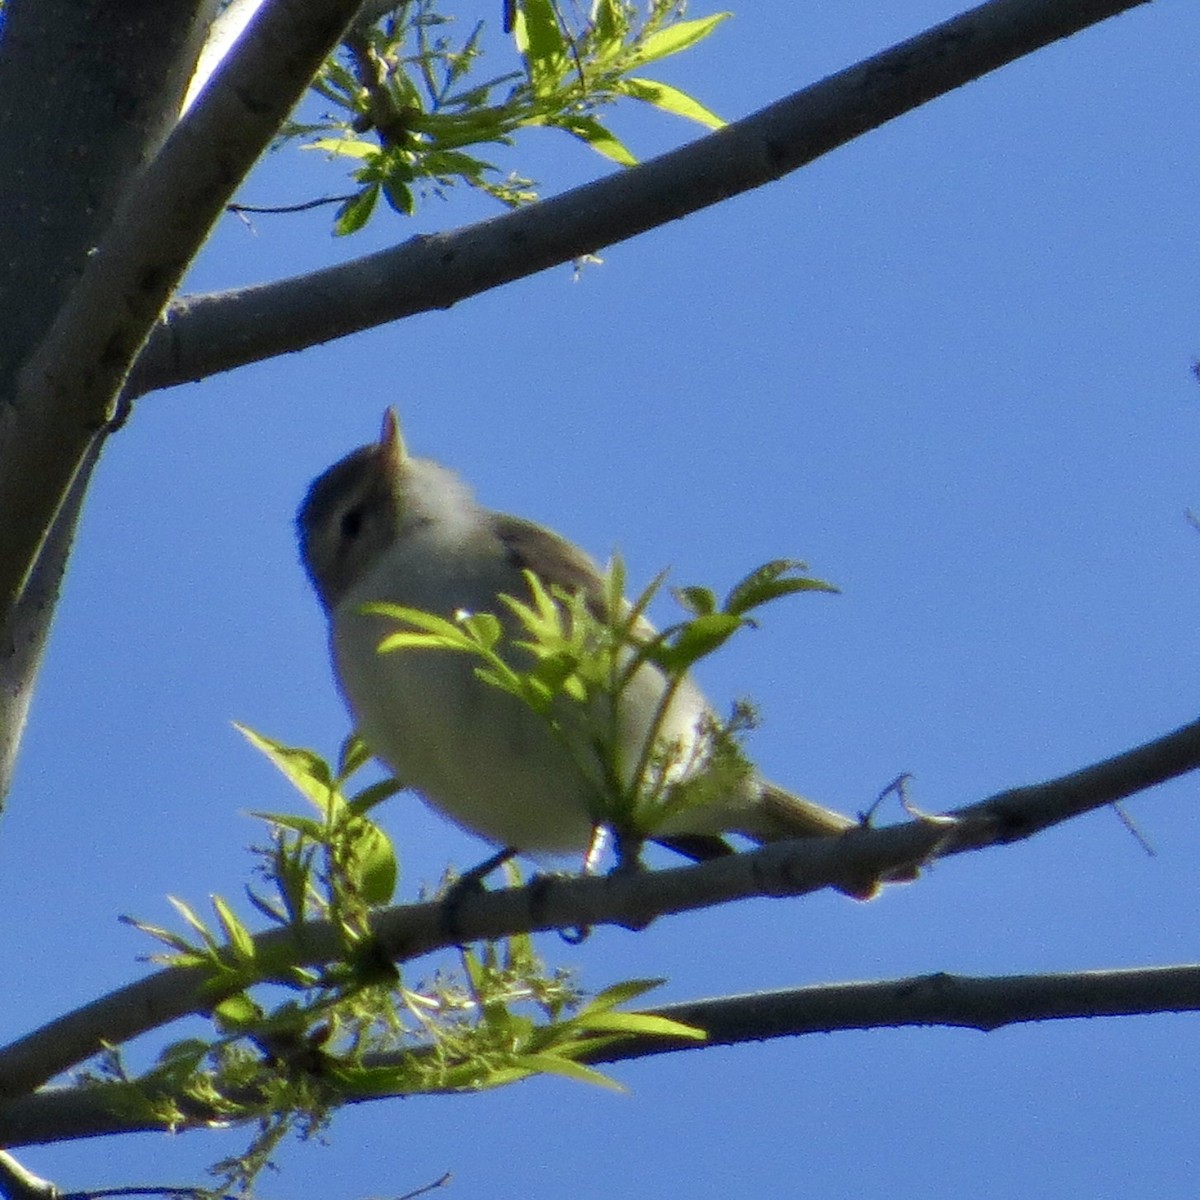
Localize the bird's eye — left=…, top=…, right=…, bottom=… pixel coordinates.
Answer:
left=340, top=505, right=364, bottom=541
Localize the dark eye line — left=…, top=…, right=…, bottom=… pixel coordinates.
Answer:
left=340, top=505, right=364, bottom=541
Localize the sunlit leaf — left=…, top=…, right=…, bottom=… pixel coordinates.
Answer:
left=213, top=993, right=261, bottom=1030
left=303, top=137, right=379, bottom=159
left=512, top=0, right=569, bottom=97
left=648, top=612, right=744, bottom=672
left=516, top=1052, right=625, bottom=1090
left=557, top=115, right=637, bottom=166
left=212, top=894, right=255, bottom=962
left=236, top=724, right=336, bottom=809
left=616, top=77, right=724, bottom=129
left=630, top=13, right=731, bottom=67
left=572, top=1011, right=706, bottom=1040
left=347, top=820, right=398, bottom=906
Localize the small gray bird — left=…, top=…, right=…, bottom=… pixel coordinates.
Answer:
left=298, top=411, right=871, bottom=882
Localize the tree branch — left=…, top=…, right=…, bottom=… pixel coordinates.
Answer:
left=0, top=712, right=1195, bottom=1108
left=0, top=0, right=367, bottom=619
left=3, top=964, right=1197, bottom=1148
left=0, top=0, right=223, bottom=808
left=127, top=0, right=1150, bottom=398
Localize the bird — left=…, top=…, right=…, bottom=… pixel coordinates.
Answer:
left=297, top=410, right=879, bottom=889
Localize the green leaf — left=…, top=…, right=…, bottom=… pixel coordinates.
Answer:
left=118, top=914, right=200, bottom=956
left=572, top=1011, right=706, bottom=1040
left=516, top=1052, right=625, bottom=1091
left=459, top=610, right=504, bottom=649
left=304, top=137, right=379, bottom=160
left=327, top=1063, right=420, bottom=1097
left=213, top=993, right=261, bottom=1030
left=337, top=732, right=371, bottom=780
left=212, top=894, right=255, bottom=962
left=251, top=811, right=325, bottom=840
left=236, top=724, right=335, bottom=809
left=649, top=612, right=744, bottom=672
left=582, top=978, right=666, bottom=1011
left=630, top=13, right=730, bottom=67
left=592, top=0, right=628, bottom=47
left=348, top=777, right=402, bottom=816
left=347, top=820, right=398, bottom=906
left=382, top=177, right=415, bottom=216
left=512, top=0, right=569, bottom=97
left=723, top=560, right=839, bottom=616
left=556, top=115, right=637, bottom=166
left=335, top=184, right=379, bottom=235
left=673, top=585, right=716, bottom=616
left=244, top=885, right=287, bottom=927
left=167, top=895, right=218, bottom=950
left=616, top=77, right=724, bottom=129
left=367, top=603, right=476, bottom=643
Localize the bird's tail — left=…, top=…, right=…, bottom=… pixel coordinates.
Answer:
left=738, top=782, right=918, bottom=900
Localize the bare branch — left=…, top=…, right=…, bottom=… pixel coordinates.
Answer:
left=127, top=0, right=1150, bottom=398
left=593, top=964, right=1200, bottom=1062
left=3, top=964, right=1197, bottom=1147
left=0, top=1152, right=55, bottom=1200
left=0, top=713, right=1195, bottom=1108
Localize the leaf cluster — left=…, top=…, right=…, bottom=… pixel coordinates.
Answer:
left=369, top=558, right=837, bottom=854
left=279, top=0, right=729, bottom=233
left=116, top=727, right=700, bottom=1193
left=105, top=558, right=827, bottom=1190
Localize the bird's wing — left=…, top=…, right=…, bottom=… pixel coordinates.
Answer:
left=492, top=513, right=612, bottom=619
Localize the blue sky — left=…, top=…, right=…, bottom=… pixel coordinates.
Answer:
left=4, top=1, right=1200, bottom=1196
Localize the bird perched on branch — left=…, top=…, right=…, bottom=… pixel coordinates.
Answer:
left=299, top=411, right=885, bottom=894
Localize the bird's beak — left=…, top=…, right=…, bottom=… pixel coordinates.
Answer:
left=379, top=407, right=405, bottom=480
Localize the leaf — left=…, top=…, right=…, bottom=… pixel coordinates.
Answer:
left=236, top=724, right=335, bottom=809
left=673, top=585, right=716, bottom=616
left=571, top=1011, right=706, bottom=1040
left=250, top=811, right=325, bottom=840
left=516, top=1052, right=625, bottom=1091
left=649, top=612, right=744, bottom=672
left=581, top=978, right=667, bottom=1012
left=244, top=885, right=287, bottom=927
left=212, top=894, right=255, bottom=962
left=616, top=77, right=724, bottom=129
left=167, top=896, right=219, bottom=952
left=512, top=0, right=569, bottom=97
left=367, top=603, right=476, bottom=644
left=459, top=610, right=504, bottom=649
left=723, top=559, right=839, bottom=616
left=630, top=13, right=731, bottom=67
left=213, top=993, right=261, bottom=1030
left=303, top=137, right=379, bottom=160
left=337, top=732, right=371, bottom=780
left=382, top=177, right=415, bottom=216
left=118, top=914, right=200, bottom=956
left=334, top=184, right=379, bottom=235
left=556, top=115, right=637, bottom=166
left=592, top=0, right=628, bottom=47
left=346, top=820, right=398, bottom=906
left=348, top=777, right=402, bottom=816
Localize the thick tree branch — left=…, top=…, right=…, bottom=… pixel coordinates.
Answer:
left=2, top=964, right=1197, bottom=1147
left=0, top=713, right=1195, bottom=1108
left=127, top=0, right=1150, bottom=399
left=0, top=0, right=222, bottom=808
left=0, top=0, right=366, bottom=621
